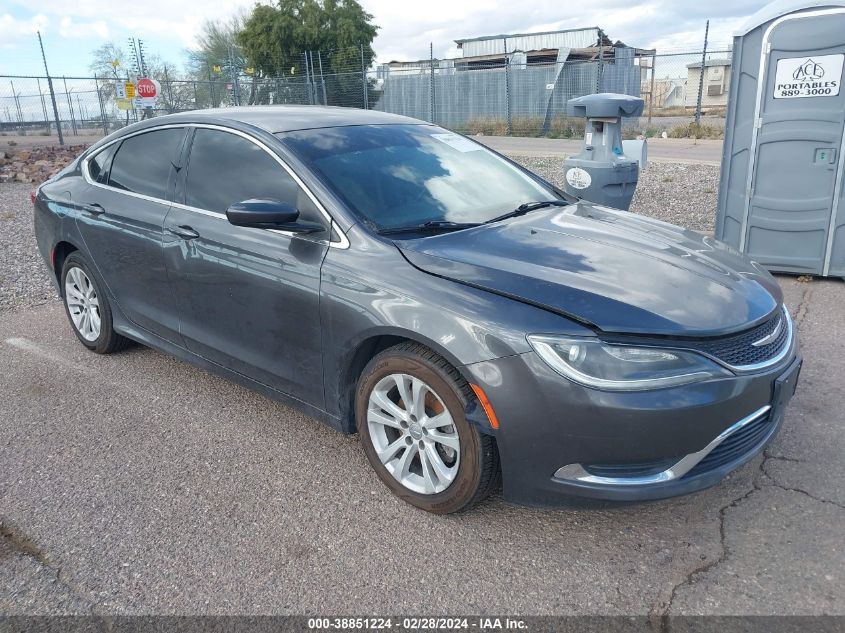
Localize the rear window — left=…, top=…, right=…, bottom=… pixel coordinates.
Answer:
left=108, top=128, right=185, bottom=200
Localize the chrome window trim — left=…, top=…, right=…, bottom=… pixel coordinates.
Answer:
left=80, top=122, right=349, bottom=249
left=554, top=404, right=772, bottom=486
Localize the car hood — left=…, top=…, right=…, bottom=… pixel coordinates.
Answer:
left=397, top=202, right=782, bottom=336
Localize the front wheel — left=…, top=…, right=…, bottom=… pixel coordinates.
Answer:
left=356, top=342, right=499, bottom=514
left=61, top=252, right=131, bottom=354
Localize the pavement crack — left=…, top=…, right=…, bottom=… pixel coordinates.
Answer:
left=1, top=519, right=97, bottom=614
left=769, top=484, right=845, bottom=510
left=650, top=480, right=761, bottom=630
left=762, top=451, right=802, bottom=464
left=759, top=462, right=845, bottom=509
left=0, top=522, right=50, bottom=567
left=793, top=283, right=814, bottom=331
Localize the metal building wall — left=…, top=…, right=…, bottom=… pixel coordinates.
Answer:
left=457, top=28, right=601, bottom=58
left=374, top=51, right=640, bottom=130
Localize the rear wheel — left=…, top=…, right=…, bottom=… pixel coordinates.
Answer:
left=61, top=252, right=130, bottom=354
left=356, top=342, right=499, bottom=514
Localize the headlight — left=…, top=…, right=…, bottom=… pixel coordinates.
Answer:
left=527, top=335, right=732, bottom=391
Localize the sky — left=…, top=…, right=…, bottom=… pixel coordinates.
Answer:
left=0, top=0, right=772, bottom=77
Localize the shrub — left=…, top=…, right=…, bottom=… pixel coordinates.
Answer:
left=666, top=122, right=724, bottom=139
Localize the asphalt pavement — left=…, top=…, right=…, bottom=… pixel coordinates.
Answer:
left=1, top=276, right=842, bottom=616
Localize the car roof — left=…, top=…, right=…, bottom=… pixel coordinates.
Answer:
left=149, top=105, right=424, bottom=133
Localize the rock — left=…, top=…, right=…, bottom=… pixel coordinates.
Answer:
left=14, top=172, right=30, bottom=183
left=0, top=151, right=5, bottom=159
left=33, top=159, right=50, bottom=167
left=7, top=140, right=17, bottom=146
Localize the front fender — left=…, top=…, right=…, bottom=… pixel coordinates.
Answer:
left=319, top=229, right=590, bottom=427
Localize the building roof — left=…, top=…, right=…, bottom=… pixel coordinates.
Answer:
left=454, top=26, right=601, bottom=45
left=686, top=58, right=733, bottom=69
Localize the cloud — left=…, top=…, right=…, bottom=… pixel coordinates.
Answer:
left=0, top=13, right=49, bottom=48
left=58, top=16, right=110, bottom=39
left=361, top=0, right=771, bottom=62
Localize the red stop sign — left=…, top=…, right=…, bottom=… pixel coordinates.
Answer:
left=137, top=78, right=157, bottom=98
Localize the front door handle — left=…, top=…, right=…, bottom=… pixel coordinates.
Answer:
left=166, top=225, right=200, bottom=240
left=81, top=203, right=105, bottom=216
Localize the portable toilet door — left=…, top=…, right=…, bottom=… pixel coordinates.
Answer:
left=716, top=1, right=845, bottom=277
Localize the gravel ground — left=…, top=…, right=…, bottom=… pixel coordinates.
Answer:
left=0, top=183, right=56, bottom=312
left=511, top=156, right=720, bottom=233
left=0, top=159, right=719, bottom=312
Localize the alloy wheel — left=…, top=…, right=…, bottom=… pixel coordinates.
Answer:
left=65, top=266, right=101, bottom=342
left=367, top=372, right=460, bottom=494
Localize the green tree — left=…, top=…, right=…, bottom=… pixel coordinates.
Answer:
left=236, top=0, right=378, bottom=77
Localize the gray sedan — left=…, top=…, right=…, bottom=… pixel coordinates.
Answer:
left=32, top=106, right=800, bottom=513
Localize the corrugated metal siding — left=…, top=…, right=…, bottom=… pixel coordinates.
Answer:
left=459, top=28, right=601, bottom=57
left=374, top=55, right=641, bottom=128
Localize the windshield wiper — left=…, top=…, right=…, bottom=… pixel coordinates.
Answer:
left=483, top=199, right=569, bottom=226
left=377, top=220, right=480, bottom=236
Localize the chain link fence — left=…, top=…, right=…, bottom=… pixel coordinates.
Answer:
left=0, top=40, right=733, bottom=145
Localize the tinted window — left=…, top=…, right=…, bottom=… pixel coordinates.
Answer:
left=280, top=125, right=558, bottom=230
left=108, top=128, right=185, bottom=199
left=185, top=128, right=323, bottom=224
left=87, top=143, right=117, bottom=183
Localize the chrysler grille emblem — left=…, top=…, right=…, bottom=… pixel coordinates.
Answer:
left=751, top=318, right=783, bottom=347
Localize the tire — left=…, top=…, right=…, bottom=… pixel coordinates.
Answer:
left=61, top=252, right=131, bottom=354
left=356, top=342, right=500, bottom=514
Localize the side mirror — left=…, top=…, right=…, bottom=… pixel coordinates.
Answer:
left=226, top=199, right=323, bottom=233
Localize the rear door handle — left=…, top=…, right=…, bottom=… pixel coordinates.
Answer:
left=166, top=225, right=200, bottom=240
left=81, top=203, right=105, bottom=216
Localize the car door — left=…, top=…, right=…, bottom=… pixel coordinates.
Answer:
left=162, top=126, right=331, bottom=406
left=74, top=127, right=187, bottom=344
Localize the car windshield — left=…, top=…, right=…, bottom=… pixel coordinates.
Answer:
left=278, top=124, right=562, bottom=232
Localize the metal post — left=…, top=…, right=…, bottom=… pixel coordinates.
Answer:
left=596, top=35, right=604, bottom=93
left=504, top=37, right=512, bottom=136
left=10, top=81, right=23, bottom=124
left=318, top=51, right=327, bottom=105
left=37, top=78, right=49, bottom=131
left=309, top=51, right=318, bottom=105
left=304, top=52, right=313, bottom=105
left=193, top=81, right=199, bottom=109
left=648, top=52, right=657, bottom=123
left=37, top=32, right=63, bottom=144
left=164, top=66, right=174, bottom=112
left=429, top=43, right=435, bottom=123
left=229, top=46, right=240, bottom=106
left=360, top=43, right=369, bottom=109
left=695, top=20, right=709, bottom=126
left=63, top=77, right=78, bottom=135
left=94, top=77, right=108, bottom=135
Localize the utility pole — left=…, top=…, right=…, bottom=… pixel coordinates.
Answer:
left=695, top=20, right=710, bottom=126
left=37, top=31, right=63, bottom=145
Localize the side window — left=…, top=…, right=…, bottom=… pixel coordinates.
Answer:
left=86, top=143, right=117, bottom=183
left=108, top=128, right=185, bottom=199
left=185, top=128, right=324, bottom=226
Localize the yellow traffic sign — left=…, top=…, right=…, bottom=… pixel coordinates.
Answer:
left=116, top=98, right=132, bottom=111
left=124, top=82, right=136, bottom=98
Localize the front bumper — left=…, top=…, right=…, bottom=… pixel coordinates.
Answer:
left=462, top=343, right=801, bottom=506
